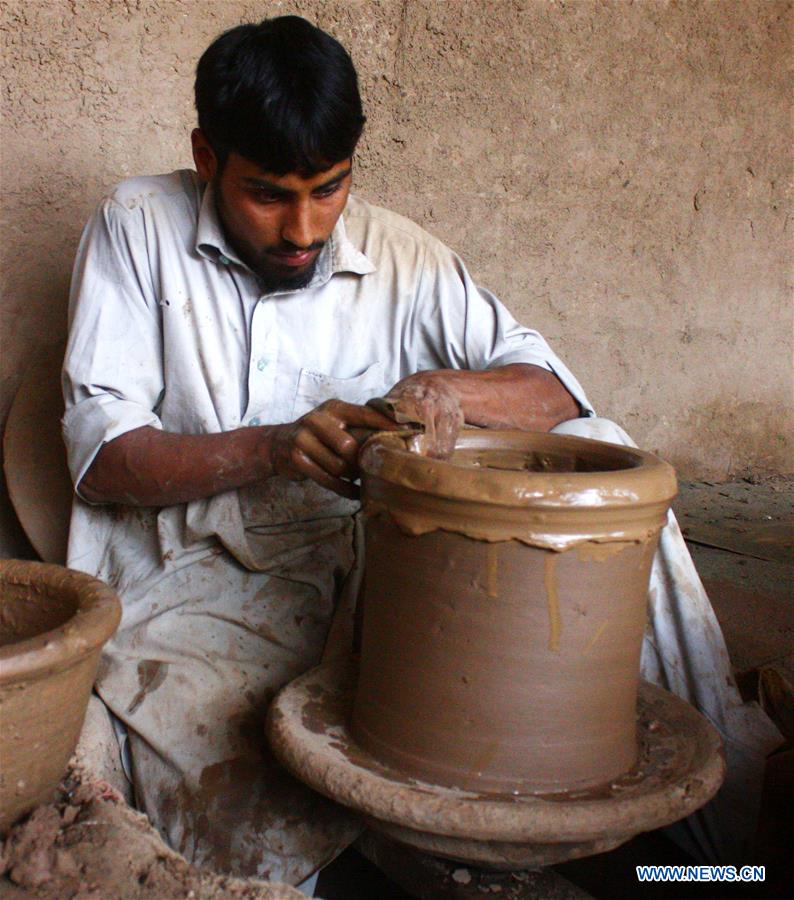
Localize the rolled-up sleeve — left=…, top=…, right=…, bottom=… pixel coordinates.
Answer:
left=417, top=243, right=594, bottom=416
left=63, top=199, right=164, bottom=497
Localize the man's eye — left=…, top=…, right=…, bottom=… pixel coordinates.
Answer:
left=252, top=190, right=282, bottom=203
left=314, top=183, right=342, bottom=198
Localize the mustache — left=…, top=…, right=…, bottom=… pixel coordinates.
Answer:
left=267, top=239, right=326, bottom=254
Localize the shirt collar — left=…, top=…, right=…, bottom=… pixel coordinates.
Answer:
left=195, top=181, right=240, bottom=265
left=195, top=183, right=375, bottom=286
left=330, top=205, right=376, bottom=278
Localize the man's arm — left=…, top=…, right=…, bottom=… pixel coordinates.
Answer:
left=79, top=400, right=396, bottom=507
left=382, top=363, right=580, bottom=458
left=418, top=363, right=580, bottom=431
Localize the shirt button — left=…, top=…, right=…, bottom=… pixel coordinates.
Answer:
left=249, top=417, right=261, bottom=427
left=256, top=357, right=269, bottom=372
left=218, top=254, right=230, bottom=265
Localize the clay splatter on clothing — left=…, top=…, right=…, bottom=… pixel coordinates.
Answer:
left=127, top=660, right=168, bottom=715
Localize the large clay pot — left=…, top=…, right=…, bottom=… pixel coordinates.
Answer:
left=352, top=430, right=677, bottom=794
left=0, top=560, right=121, bottom=832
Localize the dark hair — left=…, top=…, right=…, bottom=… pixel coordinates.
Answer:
left=195, top=16, right=365, bottom=176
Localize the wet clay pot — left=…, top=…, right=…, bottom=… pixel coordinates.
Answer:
left=351, top=430, right=677, bottom=794
left=0, top=560, right=121, bottom=832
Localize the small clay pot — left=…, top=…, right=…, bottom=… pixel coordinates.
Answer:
left=352, top=430, right=677, bottom=794
left=0, top=560, right=121, bottom=832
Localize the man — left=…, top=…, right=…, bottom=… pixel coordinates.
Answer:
left=63, top=15, right=779, bottom=889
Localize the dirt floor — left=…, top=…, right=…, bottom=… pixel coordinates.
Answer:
left=3, top=477, right=791, bottom=899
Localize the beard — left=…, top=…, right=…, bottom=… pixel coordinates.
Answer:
left=252, top=245, right=324, bottom=294
left=213, top=182, right=325, bottom=293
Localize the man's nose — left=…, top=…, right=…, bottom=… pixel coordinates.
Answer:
left=281, top=200, right=315, bottom=249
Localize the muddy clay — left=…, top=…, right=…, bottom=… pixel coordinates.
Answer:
left=0, top=764, right=301, bottom=899
left=0, top=561, right=121, bottom=833
left=353, top=430, right=676, bottom=793
left=359, top=429, right=676, bottom=550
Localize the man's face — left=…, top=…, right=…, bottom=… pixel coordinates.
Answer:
left=192, top=131, right=352, bottom=292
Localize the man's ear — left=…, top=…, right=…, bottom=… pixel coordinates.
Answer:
left=191, top=129, right=218, bottom=182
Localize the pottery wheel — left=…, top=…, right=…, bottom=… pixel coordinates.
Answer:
left=266, top=658, right=725, bottom=869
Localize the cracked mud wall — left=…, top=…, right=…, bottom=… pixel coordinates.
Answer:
left=1, top=0, right=791, bottom=556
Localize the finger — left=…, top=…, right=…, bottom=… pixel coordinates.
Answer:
left=379, top=384, right=430, bottom=425
left=296, top=427, right=355, bottom=478
left=430, top=401, right=462, bottom=459
left=323, top=400, right=400, bottom=431
left=307, top=410, right=393, bottom=469
left=303, top=413, right=362, bottom=469
left=365, top=397, right=398, bottom=419
left=291, top=448, right=360, bottom=499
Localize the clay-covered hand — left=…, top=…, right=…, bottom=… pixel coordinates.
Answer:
left=269, top=399, right=397, bottom=498
left=380, top=374, right=465, bottom=459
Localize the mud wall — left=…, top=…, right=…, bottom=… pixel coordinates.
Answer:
left=1, top=0, right=791, bottom=556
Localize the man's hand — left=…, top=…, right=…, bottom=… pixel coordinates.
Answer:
left=80, top=401, right=397, bottom=507
left=378, top=364, right=581, bottom=459
left=269, top=400, right=398, bottom=498
left=378, top=376, right=464, bottom=459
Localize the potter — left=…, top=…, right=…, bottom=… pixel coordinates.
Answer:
left=58, top=13, right=778, bottom=888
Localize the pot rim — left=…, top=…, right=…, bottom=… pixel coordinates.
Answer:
left=360, top=429, right=677, bottom=509
left=0, top=560, right=121, bottom=683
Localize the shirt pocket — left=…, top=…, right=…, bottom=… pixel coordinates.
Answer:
left=291, top=361, right=385, bottom=418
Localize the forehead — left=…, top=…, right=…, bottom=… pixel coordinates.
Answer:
left=227, top=154, right=352, bottom=189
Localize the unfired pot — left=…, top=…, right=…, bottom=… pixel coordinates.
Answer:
left=0, top=560, right=121, bottom=832
left=351, top=430, right=677, bottom=794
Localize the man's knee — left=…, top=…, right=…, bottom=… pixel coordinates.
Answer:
left=550, top=416, right=637, bottom=449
